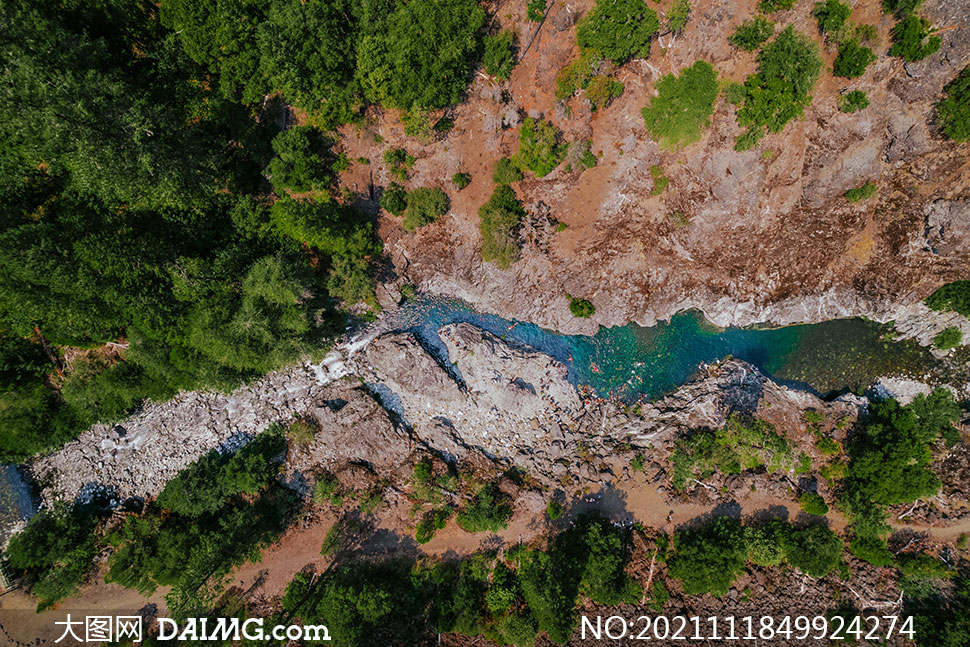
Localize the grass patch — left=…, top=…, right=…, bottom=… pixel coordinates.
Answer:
left=845, top=181, right=877, bottom=202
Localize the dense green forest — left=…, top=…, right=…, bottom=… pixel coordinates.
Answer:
left=0, top=0, right=492, bottom=461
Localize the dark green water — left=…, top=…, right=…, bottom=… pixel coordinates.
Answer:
left=393, top=298, right=941, bottom=402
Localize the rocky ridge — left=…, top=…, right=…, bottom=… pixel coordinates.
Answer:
left=31, top=321, right=866, bottom=508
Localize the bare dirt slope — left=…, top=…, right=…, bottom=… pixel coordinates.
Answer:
left=337, top=0, right=970, bottom=335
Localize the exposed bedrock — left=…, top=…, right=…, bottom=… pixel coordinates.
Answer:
left=30, top=323, right=864, bottom=506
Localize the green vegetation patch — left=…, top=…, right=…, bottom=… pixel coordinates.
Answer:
left=813, top=0, right=851, bottom=35
left=586, top=75, right=625, bottom=111
left=798, top=492, right=830, bottom=515
left=667, top=0, right=692, bottom=33
left=734, top=26, right=823, bottom=150
left=845, top=181, right=877, bottom=202
left=265, top=126, right=334, bottom=194
left=493, top=157, right=524, bottom=184
left=933, top=326, right=963, bottom=350
left=642, top=61, right=719, bottom=150
left=457, top=483, right=513, bottom=533
left=380, top=182, right=408, bottom=216
left=403, top=187, right=448, bottom=231
left=833, top=39, right=876, bottom=78
left=483, top=30, right=517, bottom=79
left=452, top=172, right=471, bottom=190
left=650, top=164, right=669, bottom=195
left=729, top=16, right=774, bottom=51
left=759, top=0, right=797, bottom=12
left=576, top=0, right=660, bottom=64
left=516, top=117, right=565, bottom=177
left=479, top=185, right=527, bottom=269
left=839, top=89, right=870, bottom=113
left=889, top=14, right=941, bottom=62
left=926, top=281, right=970, bottom=317
left=938, top=66, right=970, bottom=142
left=567, top=295, right=596, bottom=318
left=670, top=415, right=794, bottom=490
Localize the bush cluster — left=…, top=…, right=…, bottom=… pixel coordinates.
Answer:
left=838, top=89, right=870, bottom=113
left=483, top=30, right=517, bottom=79
left=567, top=295, right=596, bottom=318
left=479, top=185, right=527, bottom=269
left=403, top=187, right=448, bottom=232
left=729, top=16, right=774, bottom=51
left=516, top=117, right=565, bottom=178
left=734, top=26, right=823, bottom=150
left=575, top=0, right=660, bottom=64
left=937, top=66, right=970, bottom=142
left=669, top=517, right=843, bottom=596
left=925, top=281, right=970, bottom=317
left=670, top=414, right=794, bottom=489
left=282, top=513, right=639, bottom=647
left=641, top=60, right=719, bottom=150
left=844, top=181, right=877, bottom=202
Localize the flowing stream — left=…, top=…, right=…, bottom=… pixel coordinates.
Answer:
left=0, top=297, right=944, bottom=540
left=385, top=297, right=942, bottom=402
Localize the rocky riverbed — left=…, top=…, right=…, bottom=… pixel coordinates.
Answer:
left=31, top=319, right=871, bottom=508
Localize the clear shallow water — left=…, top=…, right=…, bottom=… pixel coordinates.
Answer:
left=385, top=297, right=941, bottom=402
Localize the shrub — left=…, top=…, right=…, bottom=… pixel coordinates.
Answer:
left=833, top=39, right=876, bottom=78
left=845, top=394, right=957, bottom=507
left=667, top=0, right=691, bottom=33
left=671, top=415, right=794, bottom=489
left=630, top=453, right=646, bottom=471
left=641, top=60, right=719, bottom=149
left=576, top=0, right=660, bottom=64
left=849, top=535, right=894, bottom=566
left=401, top=108, right=436, bottom=144
left=361, top=0, right=487, bottom=111
left=568, top=295, right=595, bottom=318
left=813, top=0, right=851, bottom=35
left=586, top=75, right=624, bottom=111
left=735, top=26, right=823, bottom=143
left=925, top=281, right=970, bottom=317
left=838, top=89, right=870, bottom=113
left=483, top=30, right=516, bottom=79
left=933, top=327, right=963, bottom=350
left=516, top=117, right=565, bottom=177
left=724, top=81, right=748, bottom=105
left=527, top=0, right=547, bottom=21
left=415, top=506, right=452, bottom=543
left=883, top=0, right=923, bottom=18
left=759, top=0, right=796, bottom=11
left=938, top=66, right=970, bottom=142
left=452, top=172, right=471, bottom=190
left=649, top=165, right=669, bottom=195
left=816, top=437, right=841, bottom=455
left=493, top=157, right=524, bottom=184
left=781, top=524, right=842, bottom=577
left=798, top=492, right=830, bottom=516
left=730, top=16, right=774, bottom=51
left=668, top=516, right=747, bottom=596
left=5, top=501, right=102, bottom=609
left=313, top=472, right=344, bottom=506
left=745, top=520, right=786, bottom=566
left=546, top=499, right=563, bottom=520
left=889, top=14, right=941, bottom=62
left=456, top=483, right=513, bottom=533
left=478, top=185, right=526, bottom=270
left=287, top=418, right=317, bottom=447
left=403, top=187, right=448, bottom=231
left=845, top=181, right=877, bottom=202
left=265, top=126, right=334, bottom=194
left=555, top=53, right=602, bottom=101
left=380, top=182, right=408, bottom=216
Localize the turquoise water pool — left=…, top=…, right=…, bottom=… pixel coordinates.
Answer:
left=389, top=298, right=941, bottom=402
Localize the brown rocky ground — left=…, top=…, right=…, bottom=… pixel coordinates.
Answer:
left=335, top=0, right=970, bottom=336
